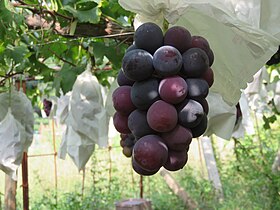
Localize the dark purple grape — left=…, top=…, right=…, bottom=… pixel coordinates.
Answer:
left=131, top=78, right=160, bottom=110
left=191, top=114, right=208, bottom=138
left=177, top=99, right=204, bottom=128
left=191, top=36, right=214, bottom=66
left=201, top=67, right=214, bottom=87
left=117, top=70, right=135, bottom=86
left=164, top=150, right=188, bottom=171
left=132, top=158, right=159, bottom=176
left=120, top=139, right=126, bottom=147
left=153, top=46, right=182, bottom=77
left=122, top=49, right=154, bottom=81
left=161, top=125, right=192, bottom=151
left=186, top=79, right=209, bottom=99
left=112, top=86, right=136, bottom=115
left=159, top=76, right=188, bottom=104
left=147, top=100, right=178, bottom=132
left=164, top=26, right=192, bottom=54
left=195, top=98, right=209, bottom=115
left=113, top=112, right=130, bottom=134
left=126, top=44, right=138, bottom=53
left=128, top=109, right=155, bottom=138
left=235, top=103, right=242, bottom=125
left=43, top=99, right=52, bottom=117
left=181, top=48, right=209, bottom=78
left=191, top=36, right=210, bottom=52
left=123, top=146, right=133, bottom=157
left=123, top=136, right=135, bottom=148
left=120, top=133, right=129, bottom=140
left=134, top=22, right=164, bottom=54
left=133, top=134, right=168, bottom=172
left=207, top=49, right=214, bottom=66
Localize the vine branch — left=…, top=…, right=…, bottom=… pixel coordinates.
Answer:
left=12, top=0, right=134, bottom=43
left=48, top=49, right=77, bottom=67
left=0, top=70, right=24, bottom=87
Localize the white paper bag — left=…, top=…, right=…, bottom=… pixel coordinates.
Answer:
left=0, top=91, right=34, bottom=151
left=0, top=109, right=25, bottom=180
left=58, top=70, right=109, bottom=170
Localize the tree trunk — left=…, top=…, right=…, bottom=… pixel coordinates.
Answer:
left=159, top=168, right=198, bottom=210
left=115, top=198, right=152, bottom=210
left=4, top=175, right=17, bottom=210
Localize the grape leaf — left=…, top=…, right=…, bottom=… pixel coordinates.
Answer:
left=91, top=41, right=126, bottom=69
left=40, top=42, right=68, bottom=58
left=5, top=44, right=30, bottom=64
left=64, top=5, right=101, bottom=24
left=77, top=0, right=101, bottom=4
left=55, top=63, right=86, bottom=94
left=0, top=0, right=13, bottom=24
left=62, top=0, right=77, bottom=6
left=0, top=42, right=4, bottom=54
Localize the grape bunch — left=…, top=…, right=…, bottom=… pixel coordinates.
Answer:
left=112, top=22, right=214, bottom=176
left=43, top=99, right=52, bottom=117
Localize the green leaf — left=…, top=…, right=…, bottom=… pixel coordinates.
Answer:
left=0, top=0, right=13, bottom=24
left=0, top=42, right=5, bottom=54
left=262, top=115, right=277, bottom=130
left=40, top=42, right=68, bottom=58
left=56, top=63, right=86, bottom=94
left=91, top=41, right=126, bottom=69
left=77, top=0, right=101, bottom=4
left=62, top=0, right=77, bottom=6
left=0, top=22, right=6, bottom=39
left=5, top=44, right=29, bottom=64
left=64, top=5, right=101, bottom=24
left=101, top=0, right=133, bottom=20
left=262, top=115, right=270, bottom=130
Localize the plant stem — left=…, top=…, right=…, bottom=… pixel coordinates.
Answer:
left=163, top=18, right=169, bottom=33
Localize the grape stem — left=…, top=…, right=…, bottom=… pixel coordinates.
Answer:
left=163, top=18, right=169, bottom=33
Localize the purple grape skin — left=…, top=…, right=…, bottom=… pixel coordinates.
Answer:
left=153, top=46, right=182, bottom=77
left=43, top=99, right=52, bottom=117
left=186, top=79, right=209, bottom=100
left=164, top=150, right=188, bottom=171
left=132, top=158, right=159, bottom=176
left=161, top=125, right=192, bottom=151
left=130, top=78, right=160, bottom=110
left=164, top=26, right=192, bottom=54
left=117, top=70, right=135, bottom=86
left=177, top=99, right=204, bottom=128
left=181, top=48, right=209, bottom=78
left=128, top=109, right=155, bottom=138
left=126, top=44, right=138, bottom=53
left=133, top=134, right=168, bottom=172
left=159, top=76, right=188, bottom=104
left=191, top=113, right=208, bottom=138
left=134, top=22, right=164, bottom=54
left=122, top=49, right=154, bottom=81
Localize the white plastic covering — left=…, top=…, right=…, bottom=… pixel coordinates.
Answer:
left=205, top=92, right=236, bottom=139
left=0, top=90, right=34, bottom=180
left=105, top=79, right=118, bottom=117
left=57, top=70, right=109, bottom=170
left=0, top=109, right=23, bottom=180
left=274, top=81, right=280, bottom=112
left=231, top=92, right=255, bottom=139
left=118, top=0, right=280, bottom=139
left=244, top=67, right=272, bottom=112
